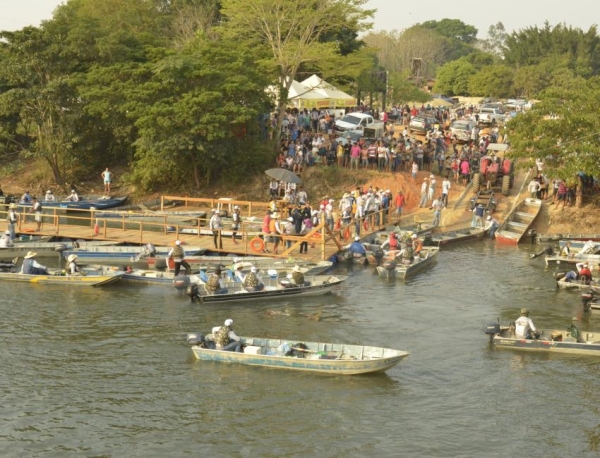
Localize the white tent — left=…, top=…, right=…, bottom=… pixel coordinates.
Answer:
left=285, top=75, right=356, bottom=109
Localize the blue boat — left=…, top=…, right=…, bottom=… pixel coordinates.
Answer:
left=62, top=245, right=207, bottom=263
left=15, top=196, right=129, bottom=211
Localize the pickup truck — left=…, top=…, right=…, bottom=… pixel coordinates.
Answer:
left=335, top=112, right=384, bottom=133
left=478, top=107, right=505, bottom=126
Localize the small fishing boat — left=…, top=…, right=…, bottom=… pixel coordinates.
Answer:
left=186, top=334, right=409, bottom=375
left=557, top=239, right=599, bottom=251
left=538, top=233, right=600, bottom=244
left=484, top=321, right=600, bottom=356
left=16, top=196, right=129, bottom=210
left=545, top=241, right=600, bottom=269
left=555, top=277, right=600, bottom=293
left=376, top=246, right=439, bottom=279
left=93, top=210, right=207, bottom=224
left=424, top=227, right=486, bottom=247
left=0, top=271, right=124, bottom=286
left=185, top=274, right=347, bottom=304
left=61, top=245, right=207, bottom=263
left=0, top=240, right=118, bottom=258
left=495, top=198, right=542, bottom=245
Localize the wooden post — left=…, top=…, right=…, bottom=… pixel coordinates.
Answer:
left=161, top=195, right=164, bottom=211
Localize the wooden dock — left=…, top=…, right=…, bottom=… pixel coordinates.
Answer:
left=1, top=196, right=391, bottom=261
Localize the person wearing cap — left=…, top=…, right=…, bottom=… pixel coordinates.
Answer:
left=211, top=319, right=241, bottom=352
left=30, top=197, right=43, bottom=231
left=44, top=190, right=55, bottom=203
left=231, top=205, right=241, bottom=244
left=484, top=215, right=499, bottom=239
left=209, top=209, right=223, bottom=250
left=20, top=191, right=31, bottom=204
left=6, top=203, right=18, bottom=240
left=167, top=240, right=191, bottom=276
left=66, top=190, right=79, bottom=202
left=514, top=308, right=537, bottom=339
left=0, top=230, right=13, bottom=248
left=243, top=266, right=264, bottom=292
left=296, top=186, right=308, bottom=206
left=66, top=254, right=81, bottom=275
left=430, top=195, right=444, bottom=228
left=288, top=265, right=306, bottom=286
left=284, top=216, right=296, bottom=250
left=428, top=175, right=437, bottom=203
left=205, top=266, right=228, bottom=295
left=411, top=233, right=423, bottom=257
left=21, top=251, right=49, bottom=275
left=345, top=236, right=366, bottom=258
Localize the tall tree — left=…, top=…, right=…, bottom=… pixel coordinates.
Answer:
left=218, top=0, right=373, bottom=146
left=434, top=58, right=476, bottom=96
left=468, top=65, right=513, bottom=98
left=480, top=22, right=507, bottom=57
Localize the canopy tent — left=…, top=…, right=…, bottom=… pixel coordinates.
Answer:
left=288, top=75, right=356, bottom=109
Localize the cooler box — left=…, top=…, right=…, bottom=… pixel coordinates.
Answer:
left=244, top=346, right=262, bottom=355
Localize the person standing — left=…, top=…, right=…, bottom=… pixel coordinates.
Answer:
left=428, top=174, right=436, bottom=203
left=30, top=197, right=43, bottom=231
left=419, top=178, right=428, bottom=208
left=168, top=240, right=191, bottom=276
left=431, top=196, right=444, bottom=228
left=67, top=190, right=79, bottom=202
left=44, top=190, right=55, bottom=202
left=394, top=191, right=405, bottom=222
left=411, top=161, right=418, bottom=180
left=209, top=209, right=223, bottom=250
left=441, top=177, right=451, bottom=208
left=231, top=205, right=241, bottom=244
left=527, top=179, right=541, bottom=199
left=0, top=230, right=13, bottom=248
left=484, top=215, right=499, bottom=239
left=6, top=203, right=18, bottom=240
left=101, top=168, right=112, bottom=195
left=472, top=203, right=485, bottom=228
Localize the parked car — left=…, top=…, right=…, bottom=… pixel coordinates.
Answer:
left=334, top=112, right=383, bottom=133
left=449, top=120, right=475, bottom=142
left=478, top=107, right=505, bottom=126
left=409, top=115, right=437, bottom=134
left=335, top=130, right=363, bottom=146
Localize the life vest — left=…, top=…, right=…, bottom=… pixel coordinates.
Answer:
left=171, top=245, right=184, bottom=259
left=214, top=326, right=231, bottom=347
left=413, top=239, right=423, bottom=253
left=291, top=270, right=305, bottom=285
left=244, top=272, right=259, bottom=288
left=206, top=274, right=220, bottom=293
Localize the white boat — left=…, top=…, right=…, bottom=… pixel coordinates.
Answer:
left=0, top=240, right=118, bottom=258
left=61, top=245, right=207, bottom=263
left=186, top=334, right=409, bottom=375
left=376, top=246, right=439, bottom=279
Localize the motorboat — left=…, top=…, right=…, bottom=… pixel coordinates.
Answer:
left=186, top=334, right=409, bottom=375
left=376, top=246, right=439, bottom=279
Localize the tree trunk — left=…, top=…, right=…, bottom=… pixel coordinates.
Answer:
left=576, top=175, right=583, bottom=208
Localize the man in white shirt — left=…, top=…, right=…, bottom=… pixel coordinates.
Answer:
left=0, top=230, right=13, bottom=248
left=514, top=308, right=537, bottom=339
left=528, top=179, right=541, bottom=199
left=44, top=190, right=56, bottom=202
left=441, top=178, right=451, bottom=208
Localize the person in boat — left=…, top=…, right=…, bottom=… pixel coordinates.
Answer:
left=20, top=191, right=31, bottom=204
left=381, top=231, right=399, bottom=253
left=21, top=251, right=49, bottom=275
left=561, top=262, right=592, bottom=284
left=210, top=319, right=242, bottom=352
left=346, top=236, right=367, bottom=258
left=395, top=242, right=414, bottom=264
left=559, top=241, right=572, bottom=258
left=411, top=234, right=423, bottom=257
left=205, top=266, right=228, bottom=295
left=44, top=190, right=55, bottom=203
left=234, top=264, right=246, bottom=283
left=66, top=254, right=81, bottom=276
left=288, top=265, right=306, bottom=286
left=514, top=308, right=537, bottom=339
left=66, top=190, right=79, bottom=202
left=167, top=240, right=191, bottom=276
left=243, top=266, right=264, bottom=292
left=0, top=230, right=13, bottom=248
left=484, top=215, right=500, bottom=239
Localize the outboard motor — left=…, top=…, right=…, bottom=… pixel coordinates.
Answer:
left=186, top=332, right=205, bottom=345
left=484, top=322, right=501, bottom=343
left=54, top=243, right=67, bottom=253
left=173, top=274, right=191, bottom=291
left=554, top=271, right=567, bottom=281
left=582, top=292, right=596, bottom=312
left=382, top=260, right=396, bottom=271
left=530, top=245, right=554, bottom=260
left=528, top=229, right=537, bottom=245
left=186, top=283, right=200, bottom=302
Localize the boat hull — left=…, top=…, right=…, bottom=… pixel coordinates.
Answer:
left=189, top=336, right=409, bottom=375
left=493, top=332, right=600, bottom=356
left=376, top=247, right=439, bottom=279
left=495, top=198, right=542, bottom=245
left=428, top=227, right=486, bottom=247
left=0, top=272, right=123, bottom=286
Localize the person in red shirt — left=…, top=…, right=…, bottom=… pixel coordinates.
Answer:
left=394, top=191, right=405, bottom=222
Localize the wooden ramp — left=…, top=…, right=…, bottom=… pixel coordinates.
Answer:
left=1, top=196, right=390, bottom=261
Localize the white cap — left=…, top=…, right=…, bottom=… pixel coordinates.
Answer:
left=287, top=217, right=293, bottom=222
left=487, top=216, right=491, bottom=220
left=411, top=234, right=417, bottom=239
left=67, top=254, right=78, bottom=262
left=46, top=190, right=51, bottom=193
left=234, top=205, right=239, bottom=209
left=71, top=189, right=75, bottom=193
left=224, top=319, right=233, bottom=326
left=250, top=266, right=257, bottom=272
left=211, top=208, right=217, bottom=213
left=175, top=240, right=181, bottom=245
left=4, top=230, right=9, bottom=235
left=354, top=236, right=360, bottom=241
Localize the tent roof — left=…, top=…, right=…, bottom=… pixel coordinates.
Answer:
left=300, top=75, right=354, bottom=100
left=288, top=80, right=323, bottom=100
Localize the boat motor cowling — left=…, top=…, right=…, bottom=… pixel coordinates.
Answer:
left=173, top=274, right=191, bottom=291
left=484, top=322, right=501, bottom=335
left=186, top=283, right=200, bottom=301
left=186, top=333, right=205, bottom=345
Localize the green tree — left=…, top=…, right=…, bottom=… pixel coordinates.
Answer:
left=434, top=58, right=476, bottom=96
left=507, top=75, right=600, bottom=207
left=468, top=65, right=513, bottom=98
left=480, top=22, right=507, bottom=57
left=218, top=0, right=374, bottom=145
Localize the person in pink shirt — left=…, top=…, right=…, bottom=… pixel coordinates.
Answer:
left=460, top=159, right=470, bottom=186
left=350, top=142, right=361, bottom=170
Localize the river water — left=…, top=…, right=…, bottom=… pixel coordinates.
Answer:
left=1, top=242, right=599, bottom=457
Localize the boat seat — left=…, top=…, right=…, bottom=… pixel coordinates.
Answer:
left=516, top=212, right=534, bottom=218
left=499, top=230, right=521, bottom=238
left=508, top=221, right=527, bottom=229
